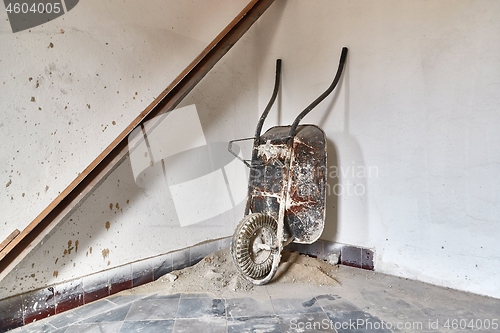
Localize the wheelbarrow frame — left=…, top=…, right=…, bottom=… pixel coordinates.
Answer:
left=228, top=47, right=348, bottom=285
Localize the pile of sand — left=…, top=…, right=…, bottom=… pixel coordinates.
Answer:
left=125, top=248, right=339, bottom=297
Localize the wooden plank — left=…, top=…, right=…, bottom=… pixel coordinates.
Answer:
left=0, top=0, right=276, bottom=277
left=0, top=230, right=20, bottom=253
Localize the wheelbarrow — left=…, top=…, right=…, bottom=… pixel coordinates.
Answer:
left=228, top=47, right=348, bottom=285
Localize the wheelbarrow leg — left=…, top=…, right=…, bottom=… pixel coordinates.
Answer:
left=252, top=146, right=294, bottom=285
left=231, top=139, right=294, bottom=285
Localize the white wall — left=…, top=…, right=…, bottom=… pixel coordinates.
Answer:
left=257, top=0, right=500, bottom=298
left=0, top=0, right=258, bottom=298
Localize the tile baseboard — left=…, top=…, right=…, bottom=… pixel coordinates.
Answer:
left=285, top=240, right=375, bottom=271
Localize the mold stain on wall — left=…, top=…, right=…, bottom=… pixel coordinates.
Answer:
left=101, top=249, right=110, bottom=260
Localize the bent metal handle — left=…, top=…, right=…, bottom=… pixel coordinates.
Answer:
left=255, top=59, right=282, bottom=140
left=288, top=47, right=348, bottom=138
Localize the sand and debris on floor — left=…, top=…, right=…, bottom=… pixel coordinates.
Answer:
left=122, top=248, right=339, bottom=297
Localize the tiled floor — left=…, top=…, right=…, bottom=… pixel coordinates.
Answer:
left=9, top=265, right=500, bottom=333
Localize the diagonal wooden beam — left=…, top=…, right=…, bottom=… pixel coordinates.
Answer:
left=0, top=0, right=276, bottom=278
left=0, top=230, right=20, bottom=253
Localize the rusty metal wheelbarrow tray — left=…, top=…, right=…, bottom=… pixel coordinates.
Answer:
left=249, top=124, right=327, bottom=244
left=228, top=47, right=348, bottom=285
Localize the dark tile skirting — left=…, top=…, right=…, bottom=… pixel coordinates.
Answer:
left=0, top=238, right=374, bottom=332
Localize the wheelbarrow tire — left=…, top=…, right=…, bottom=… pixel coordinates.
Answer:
left=231, top=213, right=278, bottom=280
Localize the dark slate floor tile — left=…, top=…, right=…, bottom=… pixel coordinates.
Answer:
left=70, top=300, right=117, bottom=322
left=64, top=322, right=123, bottom=333
left=421, top=305, right=478, bottom=322
left=8, top=320, right=60, bottom=333
left=176, top=297, right=225, bottom=319
left=179, top=292, right=215, bottom=299
left=325, top=310, right=391, bottom=333
left=226, top=297, right=275, bottom=319
left=314, top=294, right=360, bottom=317
left=311, top=294, right=342, bottom=307
left=172, top=318, right=227, bottom=333
left=278, top=312, right=335, bottom=333
left=81, top=303, right=131, bottom=323
left=227, top=316, right=281, bottom=333
left=119, top=320, right=174, bottom=333
left=142, top=293, right=180, bottom=301
left=107, top=294, right=144, bottom=306
left=46, top=309, right=85, bottom=329
left=320, top=299, right=361, bottom=315
left=271, top=297, right=323, bottom=315
left=124, top=298, right=179, bottom=321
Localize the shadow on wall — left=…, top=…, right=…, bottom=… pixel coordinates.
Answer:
left=322, top=135, right=370, bottom=244
left=323, top=138, right=339, bottom=240
left=318, top=55, right=370, bottom=244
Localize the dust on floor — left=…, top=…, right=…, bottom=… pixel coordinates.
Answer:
left=122, top=249, right=339, bottom=298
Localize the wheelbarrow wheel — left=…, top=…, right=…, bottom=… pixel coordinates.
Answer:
left=231, top=213, right=277, bottom=280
